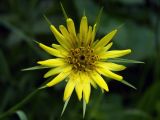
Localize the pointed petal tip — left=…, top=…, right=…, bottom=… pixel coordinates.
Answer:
left=105, top=87, right=109, bottom=92
left=82, top=16, right=87, bottom=19
left=128, top=49, right=132, bottom=53
left=78, top=97, right=82, bottom=101
left=66, top=18, right=72, bottom=22
left=43, top=74, right=48, bottom=78
left=50, top=25, right=55, bottom=29
left=37, top=61, right=41, bottom=64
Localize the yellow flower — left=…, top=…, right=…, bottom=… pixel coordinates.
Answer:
left=37, top=16, right=131, bottom=114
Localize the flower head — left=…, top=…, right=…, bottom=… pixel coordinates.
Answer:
left=37, top=15, right=131, bottom=115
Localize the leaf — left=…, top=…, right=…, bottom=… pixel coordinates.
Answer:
left=74, top=0, right=99, bottom=23
left=0, top=50, right=11, bottom=79
left=43, top=15, right=52, bottom=26
left=61, top=97, right=70, bottom=117
left=83, top=98, right=86, bottom=118
left=21, top=66, right=49, bottom=71
left=16, top=110, right=27, bottom=120
left=122, top=109, right=152, bottom=120
left=60, top=2, right=68, bottom=19
left=94, top=7, right=103, bottom=31
left=107, top=58, right=144, bottom=64
left=120, top=80, right=137, bottom=90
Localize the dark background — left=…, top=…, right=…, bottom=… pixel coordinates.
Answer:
left=0, top=0, right=160, bottom=120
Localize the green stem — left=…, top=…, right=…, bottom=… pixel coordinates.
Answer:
left=0, top=87, right=43, bottom=119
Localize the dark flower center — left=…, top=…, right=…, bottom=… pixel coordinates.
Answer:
left=67, top=46, right=99, bottom=71
left=79, top=55, right=85, bottom=61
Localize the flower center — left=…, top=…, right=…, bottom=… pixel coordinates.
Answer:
left=67, top=46, right=99, bottom=71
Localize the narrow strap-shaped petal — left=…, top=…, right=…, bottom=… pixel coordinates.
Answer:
left=37, top=58, right=65, bottom=67
left=66, top=18, right=78, bottom=46
left=95, top=42, right=113, bottom=54
left=59, top=25, right=70, bottom=39
left=38, top=42, right=64, bottom=57
left=52, top=44, right=69, bottom=56
left=59, top=25, right=74, bottom=47
left=103, top=42, right=113, bottom=51
left=90, top=71, right=109, bottom=92
left=97, top=62, right=126, bottom=71
left=46, top=67, right=71, bottom=87
left=86, top=26, right=92, bottom=46
left=79, top=16, right=88, bottom=45
left=83, top=83, right=91, bottom=104
left=100, top=49, right=131, bottom=59
left=50, top=25, right=70, bottom=50
left=75, top=76, right=83, bottom=101
left=66, top=18, right=76, bottom=36
left=44, top=66, right=65, bottom=78
left=94, top=29, right=117, bottom=49
left=63, top=79, right=75, bottom=101
left=80, top=73, right=91, bottom=104
left=96, top=67, right=123, bottom=81
left=90, top=24, right=97, bottom=45
left=90, top=79, right=97, bottom=88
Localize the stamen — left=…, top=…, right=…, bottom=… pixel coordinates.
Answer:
left=67, top=46, right=99, bottom=71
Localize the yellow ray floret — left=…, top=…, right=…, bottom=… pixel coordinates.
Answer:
left=94, top=29, right=117, bottom=49
left=63, top=79, right=75, bottom=101
left=66, top=18, right=76, bottom=37
left=80, top=16, right=88, bottom=43
left=50, top=25, right=70, bottom=49
left=75, top=81, right=83, bottom=101
left=44, top=66, right=65, bottom=78
left=83, top=83, right=91, bottom=104
left=100, top=49, right=131, bottom=59
left=97, top=62, right=126, bottom=71
left=46, top=66, right=72, bottom=87
left=38, top=42, right=64, bottom=57
left=37, top=58, right=65, bottom=67
left=90, top=71, right=109, bottom=92
left=96, top=67, right=123, bottom=81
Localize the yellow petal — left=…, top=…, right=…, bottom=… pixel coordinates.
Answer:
left=90, top=71, right=109, bottom=92
left=59, top=25, right=73, bottom=46
left=100, top=49, right=131, bottom=59
left=38, top=43, right=64, bottom=57
left=46, top=67, right=71, bottom=87
left=50, top=25, right=69, bottom=50
left=90, top=24, right=97, bottom=44
left=90, top=79, right=97, bottom=89
left=59, top=25, right=70, bottom=39
left=103, top=42, right=113, bottom=51
left=97, top=62, right=126, bottom=71
left=80, top=16, right=88, bottom=44
left=52, top=43, right=68, bottom=52
left=95, top=42, right=113, bottom=54
left=66, top=18, right=76, bottom=36
left=37, top=58, right=65, bottom=67
left=96, top=67, right=123, bottom=81
left=75, top=82, right=83, bottom=101
left=83, top=83, right=91, bottom=104
left=44, top=67, right=64, bottom=78
left=63, top=79, right=75, bottom=101
left=94, top=29, right=117, bottom=49
left=86, top=26, right=92, bottom=45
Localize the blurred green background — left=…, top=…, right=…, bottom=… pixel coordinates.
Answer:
left=0, top=0, right=160, bottom=120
